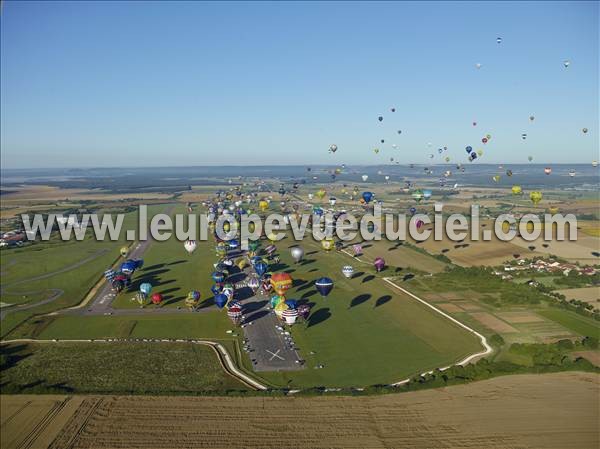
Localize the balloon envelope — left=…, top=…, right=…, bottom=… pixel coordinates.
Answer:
left=315, top=277, right=334, bottom=297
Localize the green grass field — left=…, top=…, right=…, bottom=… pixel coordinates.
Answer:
left=538, top=309, right=600, bottom=338
left=0, top=204, right=168, bottom=337
left=0, top=341, right=248, bottom=394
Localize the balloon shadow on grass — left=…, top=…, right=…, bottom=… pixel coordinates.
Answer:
left=349, top=294, right=371, bottom=308
left=374, top=295, right=392, bottom=308
left=306, top=308, right=331, bottom=328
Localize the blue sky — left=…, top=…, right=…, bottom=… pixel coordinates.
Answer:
left=1, top=1, right=597, bottom=168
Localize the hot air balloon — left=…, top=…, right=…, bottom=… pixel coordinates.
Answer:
left=582, top=128, right=588, bottom=134
left=528, top=155, right=533, bottom=162
left=214, top=293, right=228, bottom=309
left=378, top=116, right=383, bottom=122
left=352, top=244, right=363, bottom=256
left=544, top=167, right=552, bottom=175
left=362, top=191, right=374, bottom=203
left=246, top=275, right=260, bottom=291
left=361, top=175, right=369, bottom=182
left=563, top=59, right=570, bottom=68
left=512, top=185, right=522, bottom=195
left=529, top=115, right=535, bottom=121
left=412, top=189, right=424, bottom=203
left=329, top=197, right=337, bottom=206
left=530, top=191, right=543, bottom=205
left=151, top=293, right=163, bottom=305
left=254, top=260, right=268, bottom=277
left=482, top=137, right=488, bottom=144
left=342, top=266, right=354, bottom=279
left=475, top=63, right=482, bottom=69
left=321, top=238, right=335, bottom=252
left=521, top=133, right=527, bottom=140
left=270, top=272, right=292, bottom=296
left=184, top=240, right=197, bottom=254
left=274, top=300, right=289, bottom=319
left=315, top=277, right=334, bottom=297
left=465, top=146, right=472, bottom=153
left=548, top=206, right=559, bottom=214
left=135, top=291, right=147, bottom=306
left=373, top=257, right=385, bottom=272
left=373, top=148, right=380, bottom=154
left=282, top=308, right=299, bottom=325
left=506, top=170, right=513, bottom=176
left=497, top=36, right=502, bottom=44
left=140, top=282, right=152, bottom=296
left=492, top=175, right=500, bottom=183
left=212, top=271, right=226, bottom=283
left=258, top=200, right=269, bottom=212
left=316, top=189, right=326, bottom=200
left=290, top=246, right=304, bottom=263
left=569, top=169, right=576, bottom=177
left=422, top=190, right=432, bottom=200
left=227, top=301, right=243, bottom=324
left=119, top=246, right=129, bottom=258
left=593, top=160, right=599, bottom=167
left=329, top=144, right=338, bottom=153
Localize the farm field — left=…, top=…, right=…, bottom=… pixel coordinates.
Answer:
left=556, top=286, right=600, bottom=305
left=2, top=372, right=597, bottom=449
left=0, top=341, right=248, bottom=394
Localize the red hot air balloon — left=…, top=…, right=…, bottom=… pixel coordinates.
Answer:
left=151, top=293, right=163, bottom=305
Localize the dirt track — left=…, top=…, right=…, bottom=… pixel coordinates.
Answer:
left=2, top=372, right=598, bottom=449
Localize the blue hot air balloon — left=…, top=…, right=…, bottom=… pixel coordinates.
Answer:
left=362, top=191, right=374, bottom=203
left=465, top=146, right=473, bottom=154
left=214, top=293, right=228, bottom=309
left=255, top=261, right=268, bottom=277
left=285, top=299, right=298, bottom=309
left=120, top=260, right=137, bottom=275
left=315, top=277, right=334, bottom=297
left=133, top=259, right=144, bottom=269
left=212, top=271, right=226, bottom=283
left=140, top=282, right=152, bottom=296
left=211, top=284, right=222, bottom=295
left=423, top=190, right=432, bottom=200
left=228, top=239, right=239, bottom=249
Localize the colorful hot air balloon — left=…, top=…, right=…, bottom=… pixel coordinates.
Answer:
left=212, top=271, right=226, bottom=283
left=290, top=246, right=304, bottom=263
left=352, top=244, right=363, bottom=256
left=315, top=277, right=334, bottom=297
left=530, top=191, right=543, bottom=205
left=374, top=257, right=385, bottom=272
left=227, top=301, right=243, bottom=324
left=274, top=300, right=289, bottom=318
left=270, top=272, right=292, bottom=296
left=492, top=175, right=501, bottom=183
left=342, top=266, right=354, bottom=279
left=214, top=293, right=228, bottom=309
left=184, top=240, right=197, bottom=254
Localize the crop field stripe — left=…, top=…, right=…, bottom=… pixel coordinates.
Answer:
left=381, top=278, right=492, bottom=384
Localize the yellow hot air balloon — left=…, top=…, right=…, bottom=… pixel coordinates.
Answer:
left=373, top=148, right=380, bottom=154
left=236, top=258, right=249, bottom=270
left=548, top=206, right=559, bottom=214
left=511, top=185, right=522, bottom=195
left=321, top=238, right=335, bottom=252
left=316, top=189, right=326, bottom=200
left=258, top=200, right=269, bottom=212
left=119, top=246, right=129, bottom=258
left=274, top=300, right=289, bottom=318
left=492, top=175, right=501, bottom=183
left=530, top=191, right=543, bottom=205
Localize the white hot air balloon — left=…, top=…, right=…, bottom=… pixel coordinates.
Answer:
left=184, top=240, right=197, bottom=254
left=282, top=308, right=299, bottom=325
left=361, top=175, right=369, bottom=182
left=342, top=265, right=354, bottom=279
left=290, top=246, right=304, bottom=263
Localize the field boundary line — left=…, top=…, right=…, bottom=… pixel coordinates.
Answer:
left=0, top=338, right=268, bottom=391
left=381, top=277, right=493, bottom=385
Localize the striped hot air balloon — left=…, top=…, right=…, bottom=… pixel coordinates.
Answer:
left=342, top=266, right=354, bottom=279
left=282, top=308, right=299, bottom=325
